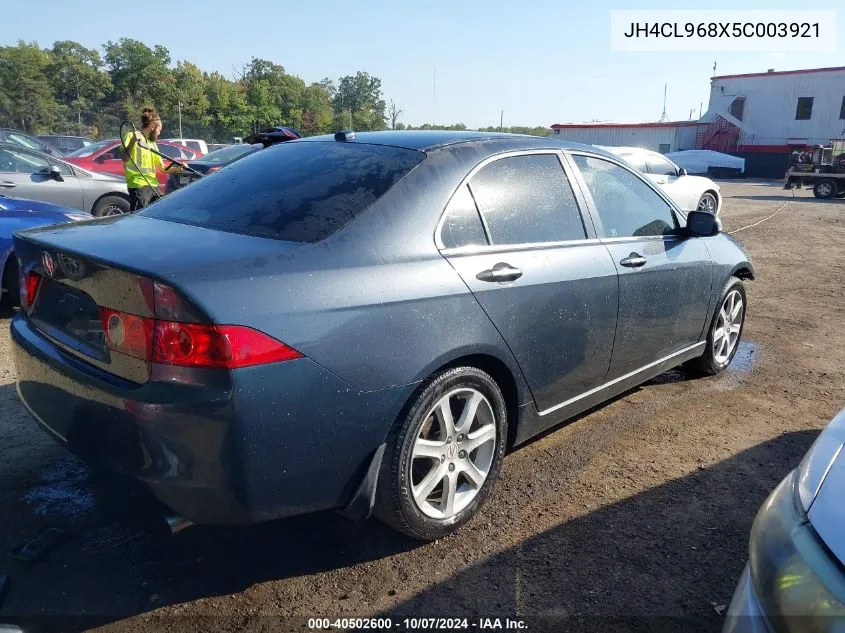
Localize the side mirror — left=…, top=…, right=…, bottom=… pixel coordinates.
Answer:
left=47, top=165, right=64, bottom=181
left=678, top=167, right=688, bottom=176
left=687, top=210, right=720, bottom=236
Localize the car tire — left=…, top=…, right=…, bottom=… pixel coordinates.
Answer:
left=92, top=195, right=129, bottom=217
left=374, top=367, right=507, bottom=541
left=696, top=191, right=719, bottom=214
left=1, top=255, right=19, bottom=309
left=686, top=277, right=747, bottom=376
left=813, top=180, right=837, bottom=200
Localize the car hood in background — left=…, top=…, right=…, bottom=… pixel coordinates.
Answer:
left=804, top=408, right=845, bottom=568
left=665, top=150, right=745, bottom=174
left=0, top=196, right=84, bottom=219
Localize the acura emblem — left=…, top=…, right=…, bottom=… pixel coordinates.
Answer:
left=58, top=253, right=85, bottom=280
left=41, top=251, right=56, bottom=277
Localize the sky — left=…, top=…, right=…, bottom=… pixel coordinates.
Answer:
left=3, top=0, right=842, bottom=129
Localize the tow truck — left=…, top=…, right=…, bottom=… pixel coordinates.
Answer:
left=784, top=139, right=845, bottom=199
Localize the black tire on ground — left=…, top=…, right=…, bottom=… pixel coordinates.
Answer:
left=812, top=180, right=837, bottom=200
left=1, top=255, right=19, bottom=309
left=374, top=366, right=508, bottom=541
left=92, top=195, right=129, bottom=217
left=686, top=277, right=747, bottom=377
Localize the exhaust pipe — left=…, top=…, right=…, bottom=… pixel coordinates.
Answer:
left=165, top=514, right=194, bottom=535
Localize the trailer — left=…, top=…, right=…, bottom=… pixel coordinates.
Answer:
left=784, top=139, right=845, bottom=199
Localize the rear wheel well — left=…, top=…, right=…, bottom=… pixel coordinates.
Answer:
left=434, top=354, right=520, bottom=449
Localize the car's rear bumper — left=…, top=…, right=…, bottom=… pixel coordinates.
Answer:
left=11, top=314, right=410, bottom=524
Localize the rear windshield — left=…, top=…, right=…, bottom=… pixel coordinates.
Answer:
left=141, top=141, right=425, bottom=242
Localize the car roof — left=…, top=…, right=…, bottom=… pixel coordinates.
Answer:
left=297, top=130, right=604, bottom=154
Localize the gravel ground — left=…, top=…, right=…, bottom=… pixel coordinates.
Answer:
left=0, top=180, right=843, bottom=633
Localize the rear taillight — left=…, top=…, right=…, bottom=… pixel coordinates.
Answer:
left=152, top=322, right=301, bottom=368
left=19, top=270, right=41, bottom=310
left=99, top=304, right=301, bottom=369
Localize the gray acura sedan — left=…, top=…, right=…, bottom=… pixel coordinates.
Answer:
left=11, top=131, right=753, bottom=540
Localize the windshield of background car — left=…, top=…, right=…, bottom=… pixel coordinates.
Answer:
left=66, top=140, right=114, bottom=158
left=142, top=141, right=425, bottom=242
left=201, top=144, right=259, bottom=163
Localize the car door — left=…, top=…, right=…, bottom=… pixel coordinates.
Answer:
left=568, top=152, right=713, bottom=379
left=91, top=144, right=126, bottom=178
left=645, top=153, right=696, bottom=211
left=0, top=146, right=84, bottom=210
left=438, top=152, right=618, bottom=412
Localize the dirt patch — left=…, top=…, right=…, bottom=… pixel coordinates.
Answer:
left=0, top=181, right=842, bottom=632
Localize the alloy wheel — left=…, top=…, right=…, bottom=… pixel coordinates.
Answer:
left=817, top=183, right=834, bottom=198
left=698, top=193, right=717, bottom=214
left=410, top=388, right=496, bottom=520
left=713, top=289, right=743, bottom=365
left=102, top=204, right=125, bottom=216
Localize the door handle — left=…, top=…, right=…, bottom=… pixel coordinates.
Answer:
left=655, top=178, right=667, bottom=185
left=476, top=262, right=523, bottom=283
left=0, top=181, right=16, bottom=188
left=619, top=253, right=647, bottom=268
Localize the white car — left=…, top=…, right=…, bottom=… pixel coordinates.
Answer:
left=601, top=146, right=722, bottom=215
left=162, top=138, right=209, bottom=156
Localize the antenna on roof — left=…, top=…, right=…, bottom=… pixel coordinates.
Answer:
left=658, top=83, right=669, bottom=122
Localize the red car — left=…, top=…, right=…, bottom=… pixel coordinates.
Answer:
left=64, top=139, right=202, bottom=191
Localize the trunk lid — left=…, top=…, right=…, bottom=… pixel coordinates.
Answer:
left=14, top=215, right=303, bottom=383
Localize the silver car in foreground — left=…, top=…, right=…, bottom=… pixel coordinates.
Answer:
left=0, top=142, right=129, bottom=216
left=724, top=408, right=845, bottom=632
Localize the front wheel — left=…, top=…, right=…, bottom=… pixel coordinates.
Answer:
left=813, top=180, right=837, bottom=199
left=374, top=367, right=507, bottom=541
left=687, top=278, right=747, bottom=376
left=697, top=191, right=719, bottom=214
left=92, top=195, right=129, bottom=217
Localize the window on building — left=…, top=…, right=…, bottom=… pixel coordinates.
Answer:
left=795, top=97, right=814, bottom=120
left=658, top=144, right=671, bottom=154
left=729, top=97, right=746, bottom=121
left=840, top=96, right=845, bottom=120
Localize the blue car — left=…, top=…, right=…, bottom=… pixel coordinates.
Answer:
left=1, top=196, right=87, bottom=308
left=10, top=131, right=754, bottom=540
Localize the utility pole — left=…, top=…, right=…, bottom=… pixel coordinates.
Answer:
left=658, top=83, right=669, bottom=122
left=500, top=110, right=503, bottom=132
left=178, top=101, right=183, bottom=141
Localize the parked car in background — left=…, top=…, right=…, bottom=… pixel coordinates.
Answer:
left=165, top=143, right=262, bottom=193
left=243, top=126, right=302, bottom=147
left=0, top=129, right=63, bottom=158
left=36, top=135, right=94, bottom=156
left=1, top=196, right=86, bottom=308
left=603, top=146, right=723, bottom=214
left=11, top=131, right=753, bottom=541
left=162, top=138, right=209, bottom=155
left=665, top=150, right=745, bottom=179
left=64, top=139, right=200, bottom=191
left=208, top=143, right=231, bottom=152
left=723, top=407, right=845, bottom=633
left=0, top=142, right=129, bottom=216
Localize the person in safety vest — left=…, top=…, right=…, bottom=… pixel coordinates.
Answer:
left=121, top=107, right=181, bottom=211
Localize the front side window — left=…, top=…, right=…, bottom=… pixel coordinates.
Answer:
left=440, top=184, right=488, bottom=249
left=573, top=154, right=678, bottom=238
left=142, top=141, right=424, bottom=243
left=796, top=97, right=814, bottom=120
left=468, top=153, right=586, bottom=245
left=647, top=155, right=678, bottom=176
left=0, top=147, right=50, bottom=174
left=620, top=153, right=648, bottom=172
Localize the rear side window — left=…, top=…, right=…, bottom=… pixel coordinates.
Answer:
left=469, top=154, right=586, bottom=245
left=440, top=184, right=488, bottom=249
left=142, top=141, right=424, bottom=242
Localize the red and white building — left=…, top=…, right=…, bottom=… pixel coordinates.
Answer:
left=551, top=66, right=845, bottom=177
left=701, top=66, right=845, bottom=177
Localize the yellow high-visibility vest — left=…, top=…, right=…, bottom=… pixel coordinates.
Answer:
left=122, top=131, right=162, bottom=189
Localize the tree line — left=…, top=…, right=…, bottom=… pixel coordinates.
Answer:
left=0, top=39, right=549, bottom=142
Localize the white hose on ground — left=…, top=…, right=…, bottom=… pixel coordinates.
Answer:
left=728, top=201, right=791, bottom=235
